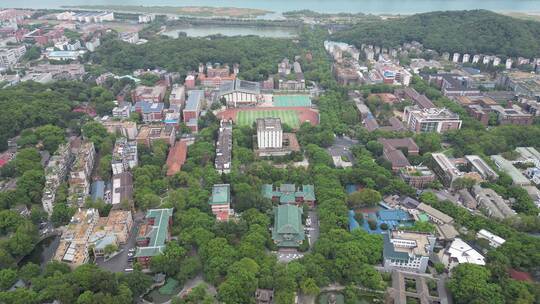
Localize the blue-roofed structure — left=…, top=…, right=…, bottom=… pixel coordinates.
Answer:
left=349, top=206, right=414, bottom=234
left=185, top=90, right=204, bottom=112
left=345, top=184, right=360, bottom=195
left=90, top=181, right=105, bottom=202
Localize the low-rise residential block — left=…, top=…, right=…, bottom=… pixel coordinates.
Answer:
left=111, top=137, right=137, bottom=175
left=42, top=142, right=73, bottom=215
left=136, top=124, right=176, bottom=147
left=215, top=120, right=232, bottom=174
left=68, top=142, right=95, bottom=206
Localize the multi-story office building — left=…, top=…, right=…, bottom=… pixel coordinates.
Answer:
left=465, top=155, right=499, bottom=181
left=257, top=118, right=282, bottom=149
left=431, top=153, right=463, bottom=187
left=383, top=230, right=436, bottom=273
left=403, top=106, right=462, bottom=133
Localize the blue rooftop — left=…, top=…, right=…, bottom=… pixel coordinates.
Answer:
left=378, top=209, right=410, bottom=221
left=134, top=101, right=164, bottom=113
left=185, top=90, right=204, bottom=111
left=349, top=205, right=414, bottom=234
left=91, top=181, right=105, bottom=202
left=345, top=184, right=359, bottom=195
left=49, top=51, right=79, bottom=56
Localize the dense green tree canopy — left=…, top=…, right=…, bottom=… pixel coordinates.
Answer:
left=333, top=10, right=540, bottom=58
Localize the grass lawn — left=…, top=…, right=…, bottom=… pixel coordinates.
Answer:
left=237, top=110, right=300, bottom=128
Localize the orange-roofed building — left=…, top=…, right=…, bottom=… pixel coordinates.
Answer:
left=166, top=140, right=187, bottom=176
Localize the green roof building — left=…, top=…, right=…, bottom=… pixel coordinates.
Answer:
left=272, top=204, right=305, bottom=248
left=262, top=183, right=316, bottom=207
left=135, top=208, right=174, bottom=267
left=209, top=184, right=232, bottom=221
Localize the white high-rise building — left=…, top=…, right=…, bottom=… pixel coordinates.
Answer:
left=257, top=118, right=283, bottom=149
left=505, top=58, right=513, bottom=69
left=452, top=53, right=460, bottom=63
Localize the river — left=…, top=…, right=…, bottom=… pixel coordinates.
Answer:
left=1, top=0, right=539, bottom=15
left=19, top=235, right=60, bottom=268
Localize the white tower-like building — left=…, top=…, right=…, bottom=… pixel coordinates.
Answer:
left=257, top=118, right=283, bottom=149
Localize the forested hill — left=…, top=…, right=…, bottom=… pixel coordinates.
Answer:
left=332, top=10, right=540, bottom=58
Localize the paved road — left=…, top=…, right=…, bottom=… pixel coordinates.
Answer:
left=306, top=210, right=319, bottom=249
left=327, top=136, right=358, bottom=163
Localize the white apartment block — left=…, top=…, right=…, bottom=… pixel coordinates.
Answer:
left=476, top=229, right=505, bottom=248
left=112, top=105, right=131, bottom=119
left=0, top=45, right=26, bottom=68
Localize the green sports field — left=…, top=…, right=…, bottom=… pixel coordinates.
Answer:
left=237, top=110, right=300, bottom=128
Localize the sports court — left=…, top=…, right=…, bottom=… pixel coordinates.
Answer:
left=272, top=95, right=312, bottom=107
left=237, top=109, right=300, bottom=128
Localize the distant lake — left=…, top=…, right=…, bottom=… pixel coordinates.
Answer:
left=2, top=0, right=539, bottom=15
left=163, top=25, right=298, bottom=38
